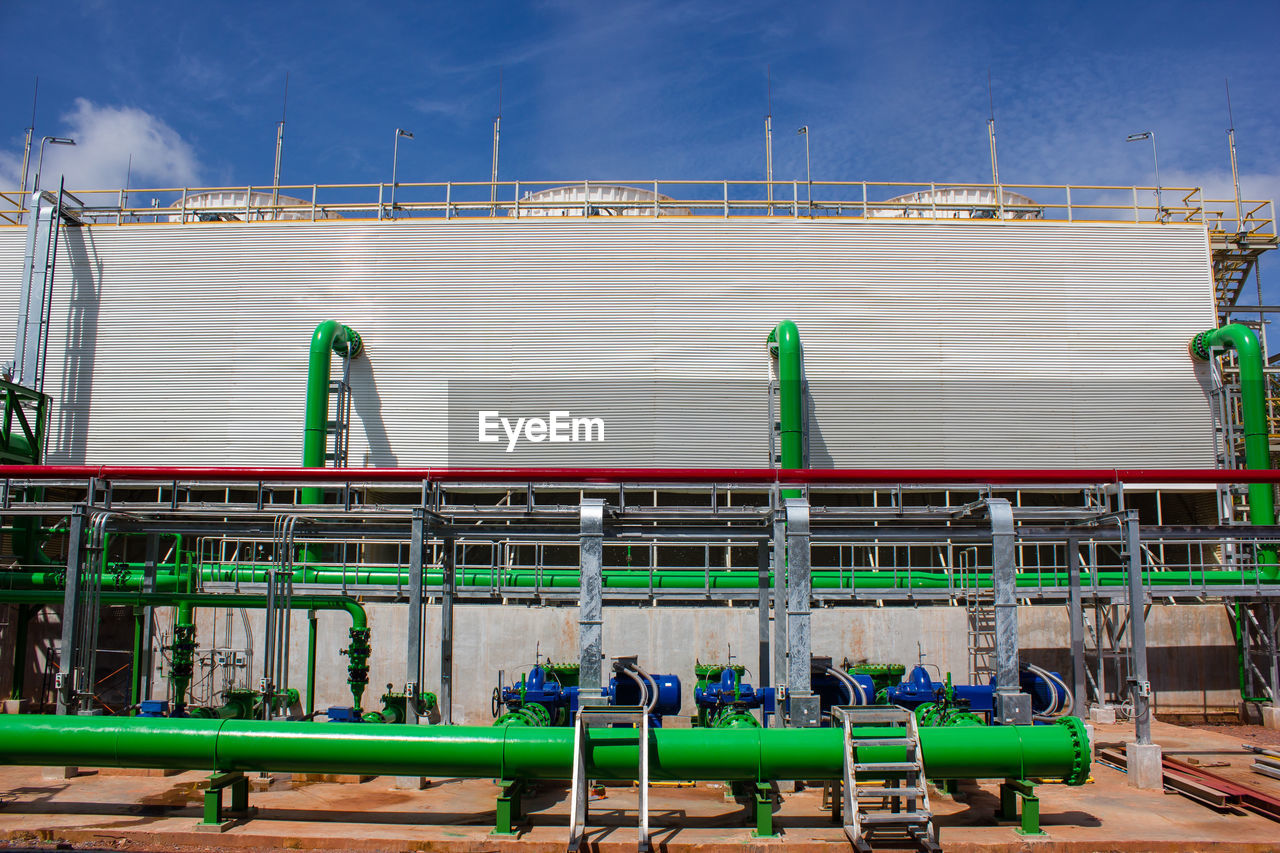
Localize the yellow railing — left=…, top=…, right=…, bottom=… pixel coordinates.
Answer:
left=0, top=179, right=1274, bottom=236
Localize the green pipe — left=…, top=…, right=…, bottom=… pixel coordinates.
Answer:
left=301, top=320, right=363, bottom=507
left=1232, top=601, right=1272, bottom=703
left=767, top=320, right=804, bottom=499
left=10, top=562, right=1275, bottom=592
left=1191, top=324, right=1277, bottom=578
left=0, top=590, right=366, bottom=630
left=306, top=610, right=318, bottom=717
left=170, top=602, right=197, bottom=711
left=0, top=591, right=370, bottom=711
left=0, top=714, right=1089, bottom=785
left=9, top=604, right=29, bottom=701
left=129, top=611, right=143, bottom=712
left=195, top=564, right=1277, bottom=589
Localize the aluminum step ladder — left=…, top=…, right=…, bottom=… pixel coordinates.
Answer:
left=567, top=704, right=650, bottom=852
left=833, top=705, right=939, bottom=853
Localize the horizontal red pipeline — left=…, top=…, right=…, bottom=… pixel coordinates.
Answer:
left=1, top=465, right=1278, bottom=485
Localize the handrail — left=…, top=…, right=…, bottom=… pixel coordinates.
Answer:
left=6, top=465, right=1280, bottom=486
left=0, top=179, right=1272, bottom=237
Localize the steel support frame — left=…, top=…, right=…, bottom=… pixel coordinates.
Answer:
left=785, top=496, right=818, bottom=727
left=989, top=498, right=1031, bottom=725
left=55, top=504, right=87, bottom=715
left=1124, top=511, right=1153, bottom=745
left=578, top=499, right=605, bottom=704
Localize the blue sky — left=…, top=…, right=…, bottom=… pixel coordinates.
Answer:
left=3, top=1, right=1279, bottom=291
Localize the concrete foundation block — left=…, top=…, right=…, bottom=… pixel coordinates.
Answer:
left=1084, top=724, right=1096, bottom=761
left=393, top=776, right=430, bottom=790
left=1089, top=705, right=1117, bottom=725
left=1126, top=742, right=1163, bottom=790
left=42, top=766, right=78, bottom=780
left=1262, top=704, right=1280, bottom=730
left=2, top=699, right=31, bottom=714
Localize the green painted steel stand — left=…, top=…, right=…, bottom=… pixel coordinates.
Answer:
left=493, top=780, right=523, bottom=836
left=751, top=782, right=778, bottom=838
left=198, top=771, right=255, bottom=832
left=998, top=778, right=1044, bottom=836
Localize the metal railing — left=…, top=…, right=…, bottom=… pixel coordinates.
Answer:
left=0, top=179, right=1273, bottom=237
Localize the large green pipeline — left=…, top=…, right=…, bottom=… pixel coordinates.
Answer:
left=301, top=320, right=363, bottom=506
left=0, top=714, right=1089, bottom=785
left=0, top=590, right=366, bottom=630
left=195, top=564, right=1275, bottom=588
left=1191, top=324, right=1277, bottom=578
left=4, top=563, right=1272, bottom=590
left=767, top=320, right=803, bottom=499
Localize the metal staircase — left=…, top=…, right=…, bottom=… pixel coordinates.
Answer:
left=567, top=704, right=650, bottom=852
left=834, top=705, right=939, bottom=853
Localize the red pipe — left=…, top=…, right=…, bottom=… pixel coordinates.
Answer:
left=2, top=465, right=1280, bottom=485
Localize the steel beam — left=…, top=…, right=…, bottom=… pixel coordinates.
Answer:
left=990, top=498, right=1031, bottom=725
left=785, top=497, right=818, bottom=727
left=406, top=508, right=425, bottom=725
left=1124, top=512, right=1153, bottom=745
left=578, top=499, right=605, bottom=702
left=55, top=505, right=87, bottom=715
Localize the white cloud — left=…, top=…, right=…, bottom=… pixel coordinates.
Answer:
left=14, top=99, right=202, bottom=193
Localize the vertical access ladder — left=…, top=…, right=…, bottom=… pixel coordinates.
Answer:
left=833, top=705, right=940, bottom=853
left=567, top=704, right=650, bottom=852
left=13, top=184, right=83, bottom=394
left=960, top=552, right=997, bottom=685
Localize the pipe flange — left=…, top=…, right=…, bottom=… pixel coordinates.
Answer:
left=336, top=328, right=363, bottom=359
left=1189, top=331, right=1212, bottom=362
left=1055, top=715, right=1091, bottom=786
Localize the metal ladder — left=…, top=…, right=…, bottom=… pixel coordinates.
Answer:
left=960, top=555, right=996, bottom=684
left=326, top=356, right=352, bottom=468
left=567, top=704, right=650, bottom=852
left=834, top=705, right=939, bottom=853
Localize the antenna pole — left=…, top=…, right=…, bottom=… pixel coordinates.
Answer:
left=987, top=69, right=1000, bottom=189
left=1226, top=78, right=1243, bottom=230
left=123, top=153, right=133, bottom=215
left=18, top=77, right=38, bottom=220
left=272, top=72, right=289, bottom=210
left=490, top=68, right=502, bottom=217
left=765, top=65, right=774, bottom=216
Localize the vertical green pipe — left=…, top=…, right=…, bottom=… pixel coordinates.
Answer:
left=300, top=320, right=363, bottom=507
left=1190, top=324, right=1277, bottom=578
left=130, top=610, right=143, bottom=713
left=171, top=601, right=196, bottom=712
left=767, top=320, right=804, bottom=499
left=306, top=610, right=317, bottom=717
left=9, top=604, right=29, bottom=701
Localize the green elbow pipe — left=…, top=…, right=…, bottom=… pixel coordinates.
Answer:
left=301, top=320, right=363, bottom=506
left=1191, top=324, right=1277, bottom=578
left=0, top=714, right=1089, bottom=785
left=768, top=320, right=804, bottom=498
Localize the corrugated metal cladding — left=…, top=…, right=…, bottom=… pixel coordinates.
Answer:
left=0, top=218, right=1218, bottom=468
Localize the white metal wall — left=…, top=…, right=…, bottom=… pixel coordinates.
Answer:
left=0, top=218, right=1218, bottom=468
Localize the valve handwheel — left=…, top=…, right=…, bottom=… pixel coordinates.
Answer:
left=491, top=686, right=502, bottom=718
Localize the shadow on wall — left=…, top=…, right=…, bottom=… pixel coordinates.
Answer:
left=805, top=382, right=834, bottom=468
left=52, top=226, right=103, bottom=464
left=1023, top=644, right=1240, bottom=714
left=350, top=350, right=398, bottom=467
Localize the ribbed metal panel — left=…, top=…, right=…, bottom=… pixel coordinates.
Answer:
left=0, top=218, right=1217, bottom=468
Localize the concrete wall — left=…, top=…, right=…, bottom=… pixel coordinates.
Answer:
left=128, top=601, right=1245, bottom=725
